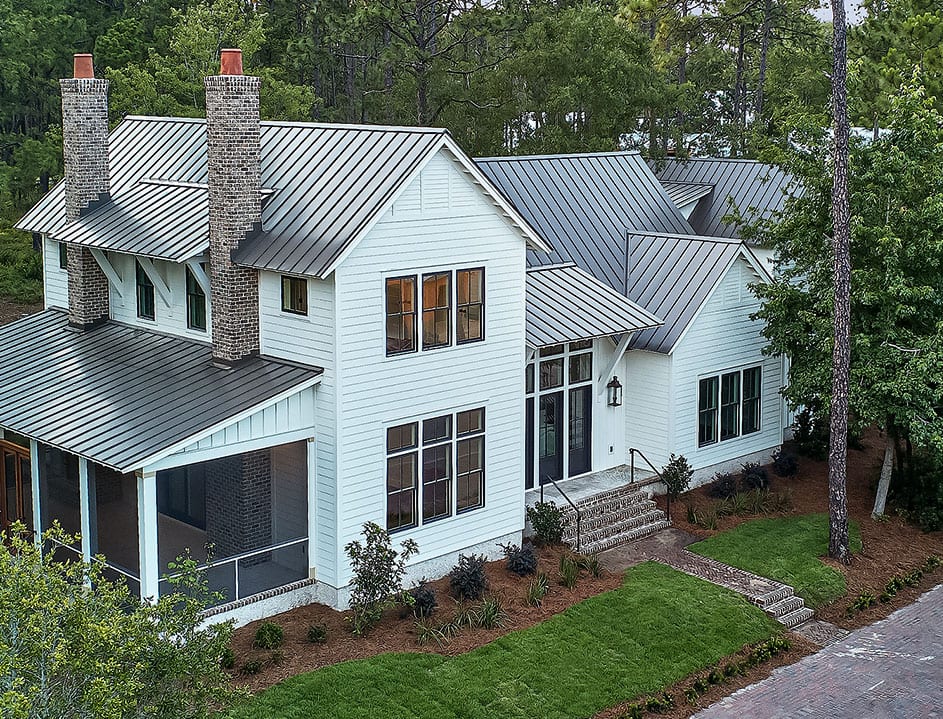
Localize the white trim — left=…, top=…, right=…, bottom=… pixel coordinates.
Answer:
left=136, top=257, right=173, bottom=308
left=137, top=471, right=159, bottom=602
left=143, top=428, right=316, bottom=473
left=319, top=138, right=550, bottom=278
left=306, top=437, right=318, bottom=580
left=78, top=458, right=94, bottom=573
left=598, top=333, right=633, bottom=396
left=128, top=376, right=322, bottom=472
left=30, top=439, right=41, bottom=547
left=89, top=248, right=126, bottom=299
left=184, top=258, right=211, bottom=297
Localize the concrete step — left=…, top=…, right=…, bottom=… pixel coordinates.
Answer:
left=562, top=500, right=659, bottom=536
left=579, top=519, right=671, bottom=555
left=764, top=595, right=805, bottom=618
left=778, top=606, right=815, bottom=628
left=565, top=509, right=667, bottom=547
left=754, top=585, right=794, bottom=609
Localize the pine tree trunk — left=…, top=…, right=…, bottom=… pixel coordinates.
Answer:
left=755, top=0, right=772, bottom=119
left=872, top=429, right=895, bottom=518
left=827, top=0, right=852, bottom=564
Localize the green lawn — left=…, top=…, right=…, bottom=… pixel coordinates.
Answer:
left=229, top=562, right=780, bottom=719
left=688, top=514, right=862, bottom=608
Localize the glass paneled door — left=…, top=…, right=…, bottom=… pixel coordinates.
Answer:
left=0, top=441, right=32, bottom=535
left=538, top=392, right=564, bottom=484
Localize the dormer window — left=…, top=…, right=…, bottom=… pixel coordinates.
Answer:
left=135, top=261, right=155, bottom=320
left=281, top=276, right=308, bottom=315
left=186, top=266, right=207, bottom=331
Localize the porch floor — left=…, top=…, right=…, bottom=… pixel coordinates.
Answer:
left=525, top=464, right=658, bottom=508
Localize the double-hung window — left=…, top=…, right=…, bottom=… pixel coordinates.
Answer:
left=385, top=268, right=484, bottom=356
left=186, top=266, right=207, bottom=331
left=386, top=276, right=417, bottom=355
left=386, top=407, right=485, bottom=532
left=135, top=261, right=155, bottom=321
left=698, top=366, right=762, bottom=447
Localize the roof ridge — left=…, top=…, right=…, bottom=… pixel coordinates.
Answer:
left=627, top=230, right=742, bottom=245
left=476, top=150, right=641, bottom=162
left=658, top=157, right=769, bottom=165
left=123, top=115, right=448, bottom=134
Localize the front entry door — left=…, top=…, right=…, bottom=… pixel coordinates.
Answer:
left=538, top=392, right=564, bottom=484
left=568, top=386, right=592, bottom=476
left=0, top=441, right=32, bottom=534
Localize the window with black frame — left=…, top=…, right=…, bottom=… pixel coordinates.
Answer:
left=135, top=261, right=155, bottom=320
left=456, top=268, right=484, bottom=343
left=386, top=276, right=417, bottom=355
left=422, top=272, right=451, bottom=349
left=186, top=266, right=207, bottom=331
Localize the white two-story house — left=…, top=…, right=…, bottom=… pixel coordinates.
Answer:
left=0, top=50, right=788, bottom=625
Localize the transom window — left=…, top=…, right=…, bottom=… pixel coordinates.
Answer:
left=698, top=366, right=762, bottom=447
left=135, top=261, right=155, bottom=321
left=281, top=275, right=308, bottom=315
left=386, top=407, right=485, bottom=532
left=186, top=266, right=207, bottom=332
left=385, top=267, right=484, bottom=356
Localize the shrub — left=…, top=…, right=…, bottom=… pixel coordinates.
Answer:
left=307, top=623, right=328, bottom=644
left=707, top=472, right=738, bottom=499
left=707, top=668, right=723, bottom=685
left=792, top=407, right=829, bottom=458
left=747, top=488, right=771, bottom=515
left=620, top=703, right=645, bottom=719
left=526, top=501, right=568, bottom=545
left=925, top=555, right=942, bottom=572
left=684, top=686, right=701, bottom=704
left=845, top=592, right=876, bottom=617
left=740, top=462, right=769, bottom=491
left=645, top=692, right=675, bottom=713
left=661, top=453, right=694, bottom=499
left=269, top=649, right=284, bottom=665
left=526, top=572, right=550, bottom=607
left=501, top=542, right=538, bottom=576
left=471, top=596, right=507, bottom=629
left=408, top=581, right=438, bottom=618
left=575, top=552, right=603, bottom=578
left=692, top=676, right=710, bottom=693
left=253, top=621, right=284, bottom=650
left=558, top=553, right=580, bottom=588
left=695, top=504, right=719, bottom=530
left=414, top=620, right=451, bottom=648
left=220, top=646, right=235, bottom=670
left=345, top=522, right=419, bottom=636
left=771, top=449, right=799, bottom=477
left=686, top=504, right=697, bottom=524
left=728, top=492, right=751, bottom=516
left=242, top=658, right=264, bottom=675
left=449, top=554, right=488, bottom=601
left=767, top=488, right=794, bottom=513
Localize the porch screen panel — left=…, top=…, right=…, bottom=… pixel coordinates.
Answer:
left=94, top=466, right=140, bottom=596
left=39, top=445, right=81, bottom=562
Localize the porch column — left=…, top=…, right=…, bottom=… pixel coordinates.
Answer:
left=137, top=470, right=159, bottom=602
left=78, top=458, right=97, bottom=564
left=306, top=437, right=318, bottom=580
left=29, top=439, right=41, bottom=547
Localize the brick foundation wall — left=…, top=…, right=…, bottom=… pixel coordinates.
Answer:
left=205, top=74, right=262, bottom=364
left=205, top=451, right=272, bottom=560
left=60, top=77, right=110, bottom=328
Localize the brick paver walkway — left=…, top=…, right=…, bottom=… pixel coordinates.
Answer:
left=694, top=583, right=943, bottom=718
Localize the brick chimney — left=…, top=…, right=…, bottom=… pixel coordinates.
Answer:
left=205, top=48, right=262, bottom=366
left=61, top=53, right=110, bottom=329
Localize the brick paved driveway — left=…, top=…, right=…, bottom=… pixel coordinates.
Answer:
left=695, top=583, right=943, bottom=718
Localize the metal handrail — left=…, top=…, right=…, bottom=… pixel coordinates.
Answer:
left=160, top=536, right=308, bottom=601
left=539, top=475, right=582, bottom=552
left=629, top=447, right=671, bottom=520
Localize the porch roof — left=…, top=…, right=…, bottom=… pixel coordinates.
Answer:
left=525, top=264, right=663, bottom=347
left=0, top=310, right=322, bottom=472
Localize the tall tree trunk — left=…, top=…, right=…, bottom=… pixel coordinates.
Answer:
left=733, top=24, right=746, bottom=157
left=755, top=0, right=772, bottom=119
left=872, top=425, right=895, bottom=518
left=827, top=0, right=852, bottom=564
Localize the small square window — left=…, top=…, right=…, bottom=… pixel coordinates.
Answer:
left=281, top=276, right=308, bottom=315
left=58, top=242, right=68, bottom=270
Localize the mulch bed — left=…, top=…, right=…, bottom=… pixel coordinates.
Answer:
left=232, top=429, right=943, bottom=703
left=0, top=299, right=41, bottom=325
left=231, top=543, right=622, bottom=692
left=656, top=428, right=943, bottom=631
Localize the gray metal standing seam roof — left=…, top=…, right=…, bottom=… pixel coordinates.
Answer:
left=476, top=152, right=694, bottom=283
left=525, top=264, right=662, bottom=347
left=0, top=310, right=322, bottom=471
left=660, top=181, right=715, bottom=208
left=649, top=158, right=795, bottom=239
left=16, top=117, right=460, bottom=277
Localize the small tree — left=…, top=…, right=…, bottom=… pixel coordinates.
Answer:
left=0, top=523, right=241, bottom=719
left=661, top=453, right=694, bottom=520
left=344, top=522, right=419, bottom=636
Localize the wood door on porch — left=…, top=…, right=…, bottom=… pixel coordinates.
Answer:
left=0, top=441, right=32, bottom=534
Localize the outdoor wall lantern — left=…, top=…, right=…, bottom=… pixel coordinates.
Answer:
left=607, top=376, right=623, bottom=407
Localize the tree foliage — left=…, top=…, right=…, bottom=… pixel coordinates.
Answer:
left=0, top=524, right=241, bottom=719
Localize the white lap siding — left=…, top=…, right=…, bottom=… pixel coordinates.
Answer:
left=332, top=150, right=527, bottom=588
left=623, top=350, right=673, bottom=470
left=43, top=238, right=68, bottom=309
left=670, top=258, right=783, bottom=473
left=259, top=273, right=339, bottom=584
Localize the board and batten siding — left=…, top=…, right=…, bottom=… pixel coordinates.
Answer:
left=259, top=272, right=339, bottom=584
left=670, top=257, right=783, bottom=469
left=623, top=350, right=673, bottom=469
left=107, top=253, right=213, bottom=341
left=332, top=149, right=527, bottom=587
left=43, top=238, right=68, bottom=309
